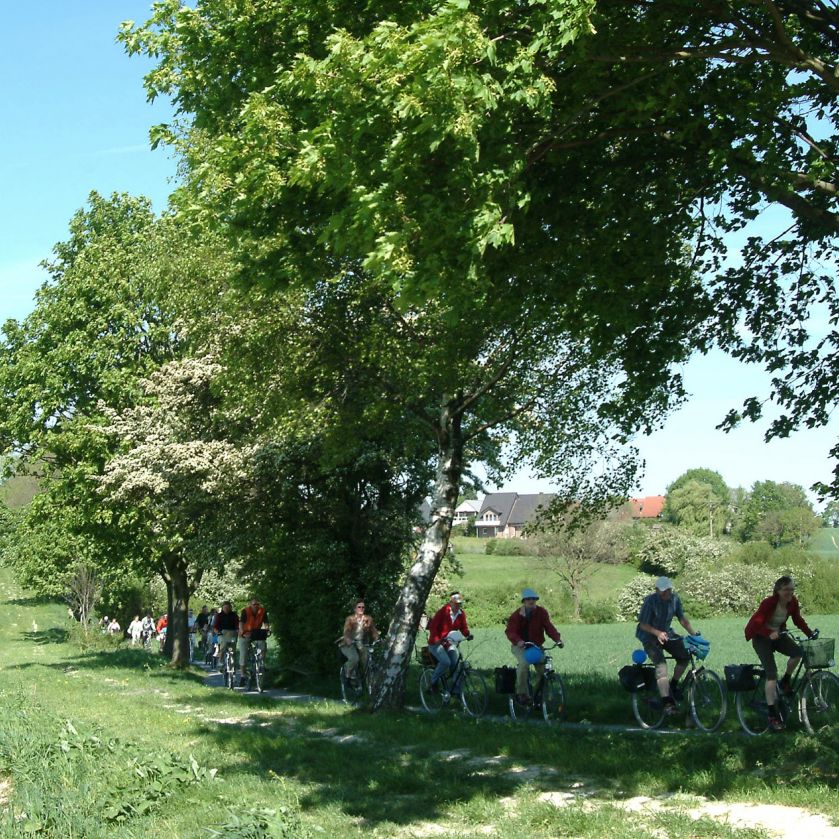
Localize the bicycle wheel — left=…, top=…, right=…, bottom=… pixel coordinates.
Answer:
left=253, top=655, right=264, bottom=693
left=459, top=670, right=488, bottom=718
left=224, top=654, right=235, bottom=690
left=541, top=673, right=567, bottom=724
left=735, top=672, right=770, bottom=736
left=419, top=668, right=445, bottom=713
left=631, top=684, right=666, bottom=729
left=800, top=670, right=839, bottom=734
left=340, top=664, right=363, bottom=705
left=689, top=669, right=726, bottom=733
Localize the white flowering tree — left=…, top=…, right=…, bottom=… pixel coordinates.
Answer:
left=97, top=356, right=251, bottom=666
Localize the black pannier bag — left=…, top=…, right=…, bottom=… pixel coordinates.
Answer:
left=619, top=663, right=651, bottom=693
left=725, top=663, right=759, bottom=692
left=494, top=665, right=516, bottom=694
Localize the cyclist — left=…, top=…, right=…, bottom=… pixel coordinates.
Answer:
left=140, top=613, right=155, bottom=647
left=745, top=575, right=815, bottom=731
left=338, top=599, right=380, bottom=684
left=239, top=597, right=270, bottom=686
left=214, top=601, right=239, bottom=672
left=636, top=576, right=699, bottom=714
left=506, top=587, right=562, bottom=706
left=195, top=605, right=210, bottom=649
left=428, top=591, right=472, bottom=694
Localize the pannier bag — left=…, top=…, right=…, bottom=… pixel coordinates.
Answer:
left=619, top=663, right=651, bottom=693
left=801, top=637, right=835, bottom=669
left=494, top=666, right=516, bottom=694
left=724, top=663, right=759, bottom=692
left=420, top=646, right=435, bottom=667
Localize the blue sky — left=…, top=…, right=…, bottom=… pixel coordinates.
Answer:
left=1, top=3, right=835, bottom=507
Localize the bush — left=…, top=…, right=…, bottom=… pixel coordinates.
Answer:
left=678, top=563, right=776, bottom=619
left=616, top=574, right=657, bottom=621
left=635, top=527, right=731, bottom=577
left=579, top=599, right=616, bottom=624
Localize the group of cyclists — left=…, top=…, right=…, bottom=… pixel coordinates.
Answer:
left=338, top=573, right=820, bottom=732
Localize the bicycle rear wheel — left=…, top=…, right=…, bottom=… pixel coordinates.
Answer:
left=508, top=674, right=535, bottom=721
left=631, top=685, right=666, bottom=729
left=419, top=668, right=445, bottom=713
left=800, top=670, right=839, bottom=734
left=459, top=670, right=488, bottom=718
left=734, top=672, right=770, bottom=736
left=689, top=669, right=726, bottom=733
left=541, top=673, right=566, bottom=724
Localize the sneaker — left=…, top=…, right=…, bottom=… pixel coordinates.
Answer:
left=663, top=699, right=679, bottom=716
left=768, top=715, right=785, bottom=732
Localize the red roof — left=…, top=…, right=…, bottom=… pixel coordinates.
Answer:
left=630, top=496, right=665, bottom=518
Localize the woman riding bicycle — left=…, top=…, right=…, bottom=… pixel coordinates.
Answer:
left=506, top=588, right=562, bottom=707
left=427, top=592, right=472, bottom=694
left=745, top=575, right=814, bottom=731
left=338, top=599, right=380, bottom=683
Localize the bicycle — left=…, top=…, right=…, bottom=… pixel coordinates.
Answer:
left=508, top=642, right=566, bottom=724
left=418, top=633, right=488, bottom=717
left=204, top=630, right=219, bottom=669
left=222, top=643, right=237, bottom=690
left=734, top=632, right=838, bottom=735
left=339, top=640, right=381, bottom=705
left=243, top=640, right=267, bottom=693
left=631, top=638, right=726, bottom=733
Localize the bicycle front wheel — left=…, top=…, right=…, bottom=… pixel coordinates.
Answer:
left=252, top=658, right=264, bottom=693
left=340, top=664, right=363, bottom=705
left=689, top=669, right=726, bottom=733
left=631, top=685, right=666, bottom=729
left=735, top=672, right=770, bottom=736
left=460, top=670, right=488, bottom=718
left=419, top=668, right=445, bottom=713
left=541, top=673, right=566, bottom=724
left=800, top=670, right=839, bottom=734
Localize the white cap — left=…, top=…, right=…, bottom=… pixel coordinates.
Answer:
left=656, top=576, right=674, bottom=591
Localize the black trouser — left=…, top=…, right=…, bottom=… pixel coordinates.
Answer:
left=752, top=635, right=802, bottom=681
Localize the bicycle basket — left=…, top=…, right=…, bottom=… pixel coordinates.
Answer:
left=801, top=637, right=835, bottom=669
left=685, top=634, right=710, bottom=660
left=724, top=663, right=759, bottom=692
left=494, top=666, right=516, bottom=694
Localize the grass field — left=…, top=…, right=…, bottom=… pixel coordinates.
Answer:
left=3, top=565, right=839, bottom=838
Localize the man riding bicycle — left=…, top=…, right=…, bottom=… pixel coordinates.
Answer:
left=239, top=597, right=269, bottom=686
left=636, top=576, right=699, bottom=714
left=506, top=588, right=562, bottom=706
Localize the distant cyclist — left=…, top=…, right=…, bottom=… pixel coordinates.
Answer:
left=427, top=592, right=472, bottom=694
left=214, top=601, right=239, bottom=671
left=338, top=600, right=380, bottom=683
left=506, top=588, right=562, bottom=706
left=636, top=576, right=699, bottom=714
left=239, top=598, right=269, bottom=686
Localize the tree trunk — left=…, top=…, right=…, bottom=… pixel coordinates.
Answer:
left=162, top=553, right=192, bottom=667
left=372, top=405, right=464, bottom=710
left=160, top=568, right=175, bottom=658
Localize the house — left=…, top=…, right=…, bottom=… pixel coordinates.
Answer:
left=453, top=498, right=482, bottom=526
left=629, top=495, right=665, bottom=519
left=475, top=492, right=556, bottom=538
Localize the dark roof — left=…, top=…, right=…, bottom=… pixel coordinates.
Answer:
left=507, top=493, right=556, bottom=526
left=479, top=492, right=518, bottom=526
left=480, top=492, right=556, bottom=528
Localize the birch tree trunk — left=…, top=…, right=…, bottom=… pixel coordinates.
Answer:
left=372, top=405, right=463, bottom=710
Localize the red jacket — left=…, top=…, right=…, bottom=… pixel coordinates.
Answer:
left=745, top=594, right=812, bottom=641
left=506, top=605, right=561, bottom=647
left=428, top=604, right=469, bottom=647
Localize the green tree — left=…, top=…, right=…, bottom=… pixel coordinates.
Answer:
left=737, top=480, right=816, bottom=544
left=122, top=0, right=839, bottom=703
left=664, top=474, right=730, bottom=538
